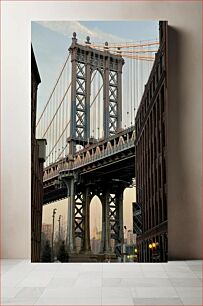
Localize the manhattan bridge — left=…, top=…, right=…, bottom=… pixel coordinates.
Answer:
left=36, top=32, right=159, bottom=261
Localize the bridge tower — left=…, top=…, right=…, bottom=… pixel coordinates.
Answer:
left=59, top=34, right=126, bottom=259
left=68, top=32, right=124, bottom=154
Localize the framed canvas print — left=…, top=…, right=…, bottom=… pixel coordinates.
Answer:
left=31, top=20, right=168, bottom=263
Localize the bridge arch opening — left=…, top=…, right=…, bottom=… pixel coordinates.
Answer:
left=89, top=195, right=102, bottom=254
left=90, top=69, right=104, bottom=141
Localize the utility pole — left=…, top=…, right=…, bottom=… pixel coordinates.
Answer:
left=52, top=208, right=57, bottom=261
left=58, top=215, right=62, bottom=242
left=123, top=226, right=127, bottom=263
left=121, top=225, right=127, bottom=263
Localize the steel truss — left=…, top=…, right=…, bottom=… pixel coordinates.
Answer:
left=69, top=33, right=124, bottom=154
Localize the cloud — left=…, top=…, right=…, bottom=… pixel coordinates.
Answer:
left=35, top=21, right=129, bottom=44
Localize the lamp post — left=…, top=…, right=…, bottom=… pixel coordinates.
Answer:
left=134, top=247, right=138, bottom=262
left=52, top=208, right=57, bottom=261
left=123, top=225, right=128, bottom=262
left=148, top=241, right=159, bottom=262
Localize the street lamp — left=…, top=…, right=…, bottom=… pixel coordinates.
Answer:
left=134, top=247, right=138, bottom=262
left=148, top=241, right=160, bottom=262
left=52, top=208, right=57, bottom=261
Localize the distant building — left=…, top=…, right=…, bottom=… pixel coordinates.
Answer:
left=42, top=223, right=52, bottom=242
left=127, top=230, right=133, bottom=245
left=91, top=238, right=101, bottom=254
left=135, top=21, right=168, bottom=262
left=31, top=45, right=46, bottom=262
left=55, top=225, right=66, bottom=242
left=75, top=237, right=81, bottom=253
left=132, top=233, right=137, bottom=244
left=90, top=226, right=101, bottom=253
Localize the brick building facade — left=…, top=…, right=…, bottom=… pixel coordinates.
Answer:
left=135, top=21, right=168, bottom=262
left=31, top=46, right=46, bottom=262
left=41, top=223, right=52, bottom=242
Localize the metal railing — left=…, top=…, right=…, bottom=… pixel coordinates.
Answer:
left=43, top=129, right=135, bottom=181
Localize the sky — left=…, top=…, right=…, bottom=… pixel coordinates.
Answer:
left=32, top=20, right=158, bottom=241
left=32, top=20, right=159, bottom=117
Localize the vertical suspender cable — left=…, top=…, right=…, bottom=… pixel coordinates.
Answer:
left=61, top=69, right=64, bottom=157
left=124, top=60, right=127, bottom=129
left=48, top=96, right=51, bottom=165
left=60, top=68, right=63, bottom=156
left=128, top=58, right=130, bottom=127
left=129, top=57, right=131, bottom=126
left=95, top=73, right=97, bottom=138
left=93, top=73, right=96, bottom=138
left=141, top=43, right=143, bottom=103
left=66, top=61, right=69, bottom=156
left=136, top=53, right=139, bottom=111
left=126, top=59, right=129, bottom=128
left=96, top=72, right=98, bottom=138
left=98, top=74, right=100, bottom=139
left=131, top=56, right=133, bottom=126
left=36, top=54, right=70, bottom=128
left=63, top=66, right=66, bottom=157
left=52, top=89, right=58, bottom=162
left=55, top=81, right=59, bottom=161
left=46, top=101, right=48, bottom=165
left=55, top=82, right=58, bottom=162
left=133, top=46, right=136, bottom=119
left=140, top=44, right=142, bottom=101
left=59, top=73, right=63, bottom=157
left=58, top=70, right=61, bottom=157
left=51, top=90, right=54, bottom=164
left=90, top=74, right=92, bottom=138
left=49, top=91, right=51, bottom=164
left=129, top=57, right=132, bottom=126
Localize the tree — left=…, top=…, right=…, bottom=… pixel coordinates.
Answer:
left=57, top=240, right=69, bottom=262
left=41, top=240, right=51, bottom=262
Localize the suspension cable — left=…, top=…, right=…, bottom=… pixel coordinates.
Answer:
left=56, top=143, right=68, bottom=161
left=42, top=82, right=72, bottom=138
left=110, top=49, right=158, bottom=54
left=36, top=53, right=70, bottom=127
left=43, top=38, right=158, bottom=164
left=90, top=84, right=103, bottom=108
left=82, top=41, right=159, bottom=49
left=46, top=119, right=71, bottom=160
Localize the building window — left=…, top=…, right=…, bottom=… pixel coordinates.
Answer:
left=156, top=66, right=159, bottom=84
left=163, top=156, right=166, bottom=185
left=163, top=192, right=167, bottom=221
left=161, top=85, right=165, bottom=113
left=162, top=121, right=165, bottom=148
left=158, top=162, right=162, bottom=188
